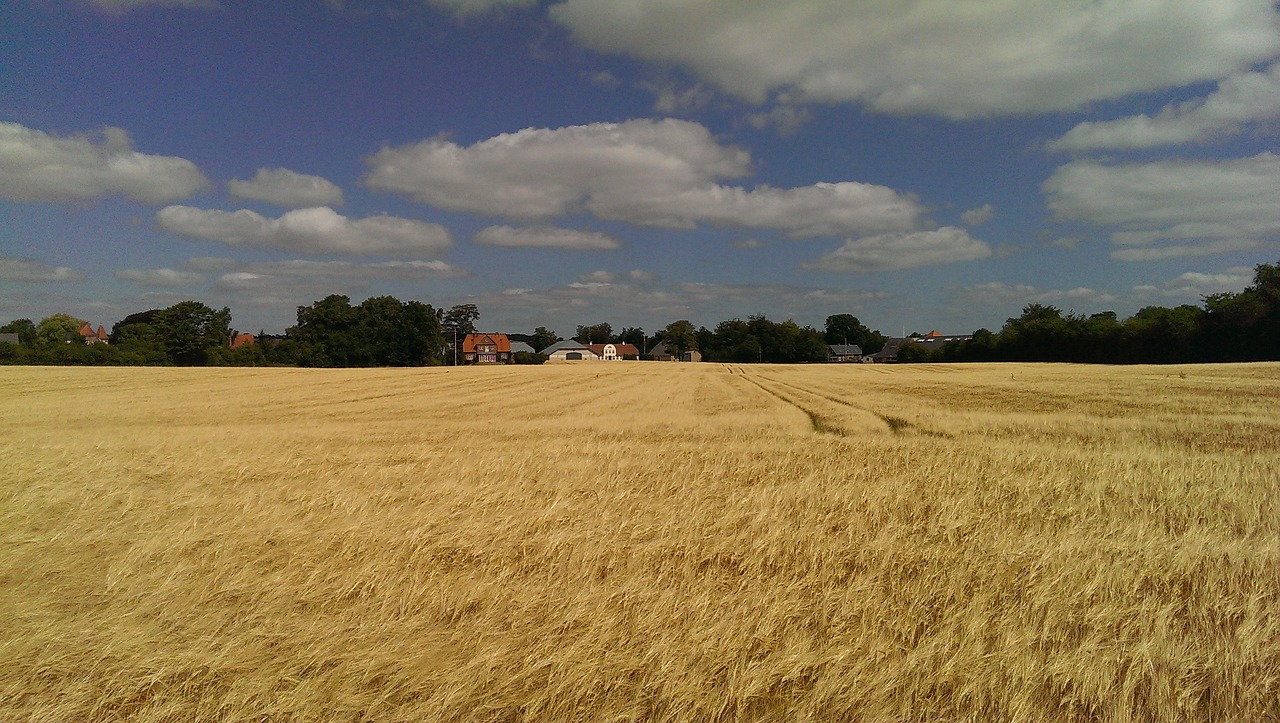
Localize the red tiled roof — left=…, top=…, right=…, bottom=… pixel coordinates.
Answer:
left=462, top=333, right=511, bottom=353
left=230, top=333, right=256, bottom=349
left=587, top=343, right=641, bottom=357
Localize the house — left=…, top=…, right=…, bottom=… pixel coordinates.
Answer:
left=868, top=338, right=908, bottom=363
left=230, top=332, right=256, bottom=349
left=462, top=333, right=512, bottom=364
left=587, top=342, right=641, bottom=360
left=867, top=331, right=972, bottom=362
left=78, top=322, right=109, bottom=344
left=828, top=344, right=863, bottom=362
left=509, top=341, right=535, bottom=355
left=647, top=340, right=674, bottom=361
left=910, top=330, right=973, bottom=354
left=647, top=340, right=700, bottom=361
left=540, top=340, right=599, bottom=361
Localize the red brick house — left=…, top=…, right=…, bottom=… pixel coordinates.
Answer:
left=230, top=333, right=256, bottom=349
left=462, top=333, right=512, bottom=364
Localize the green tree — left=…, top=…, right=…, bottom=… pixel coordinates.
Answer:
left=530, top=326, right=559, bottom=353
left=443, top=303, right=480, bottom=336
left=156, top=301, right=232, bottom=366
left=37, top=313, right=87, bottom=347
left=0, top=318, right=37, bottom=347
left=575, top=322, right=613, bottom=343
left=661, top=319, right=698, bottom=358
left=616, top=326, right=645, bottom=349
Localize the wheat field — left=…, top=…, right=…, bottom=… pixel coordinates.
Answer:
left=1, top=362, right=1277, bottom=721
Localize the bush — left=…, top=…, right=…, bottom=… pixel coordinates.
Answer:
left=512, top=351, right=548, bottom=365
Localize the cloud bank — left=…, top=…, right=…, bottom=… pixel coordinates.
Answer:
left=0, top=122, right=207, bottom=203
left=366, top=118, right=925, bottom=236
left=474, top=225, right=621, bottom=250
left=1044, top=153, right=1280, bottom=260
left=1050, top=63, right=1280, bottom=151
left=806, top=227, right=992, bottom=272
left=549, top=0, right=1280, bottom=118
left=0, top=255, right=86, bottom=283
left=156, top=206, right=455, bottom=256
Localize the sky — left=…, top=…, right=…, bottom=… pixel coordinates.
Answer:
left=3, top=0, right=1279, bottom=338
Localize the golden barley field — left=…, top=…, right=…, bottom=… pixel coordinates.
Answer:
left=2, top=362, right=1278, bottom=721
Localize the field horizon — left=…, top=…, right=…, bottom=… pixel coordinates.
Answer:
left=2, top=362, right=1277, bottom=721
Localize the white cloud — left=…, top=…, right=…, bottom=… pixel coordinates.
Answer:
left=549, top=0, right=1280, bottom=118
left=365, top=119, right=925, bottom=236
left=960, top=282, right=1118, bottom=306
left=228, top=167, right=344, bottom=208
left=960, top=204, right=995, bottom=226
left=578, top=270, right=617, bottom=283
left=184, top=256, right=239, bottom=272
left=474, top=225, right=620, bottom=250
left=424, top=0, right=535, bottom=18
left=0, top=255, right=85, bottom=283
left=1162, top=267, right=1254, bottom=296
left=213, top=259, right=469, bottom=296
left=1049, top=62, right=1280, bottom=151
left=156, top=205, right=455, bottom=256
left=805, top=227, right=992, bottom=272
left=741, top=105, right=813, bottom=137
left=639, top=80, right=714, bottom=115
left=0, top=122, right=208, bottom=203
left=1043, top=153, right=1280, bottom=261
left=115, top=268, right=204, bottom=287
left=628, top=269, right=657, bottom=282
left=83, top=0, right=218, bottom=12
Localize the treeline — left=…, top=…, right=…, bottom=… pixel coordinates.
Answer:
left=901, top=260, right=1280, bottom=364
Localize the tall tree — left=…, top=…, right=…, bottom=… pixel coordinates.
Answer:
left=616, top=326, right=645, bottom=350
left=156, top=301, right=232, bottom=366
left=661, top=319, right=697, bottom=357
left=575, top=322, right=613, bottom=343
left=442, top=304, right=480, bottom=336
left=530, top=326, right=559, bottom=353
left=37, top=313, right=88, bottom=346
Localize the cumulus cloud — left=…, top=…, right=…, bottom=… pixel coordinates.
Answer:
left=474, top=225, right=620, bottom=250
left=1049, top=63, right=1280, bottom=151
left=115, top=268, right=204, bottom=287
left=549, top=0, right=1280, bottom=118
left=365, top=118, right=925, bottom=236
left=0, top=122, right=208, bottom=203
left=0, top=255, right=86, bottom=282
left=578, top=270, right=618, bottom=283
left=228, top=167, right=344, bottom=207
left=961, top=204, right=994, bottom=226
left=805, top=227, right=992, bottom=272
left=156, top=205, right=454, bottom=256
left=1043, top=153, right=1280, bottom=261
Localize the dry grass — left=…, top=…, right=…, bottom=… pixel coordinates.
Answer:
left=1, top=362, right=1277, bottom=721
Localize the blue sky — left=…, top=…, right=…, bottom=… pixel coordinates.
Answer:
left=3, top=0, right=1278, bottom=337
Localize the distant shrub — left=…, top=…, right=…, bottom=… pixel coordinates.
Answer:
left=512, top=351, right=548, bottom=365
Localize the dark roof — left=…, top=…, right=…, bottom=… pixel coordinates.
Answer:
left=868, top=338, right=908, bottom=359
left=508, top=341, right=535, bottom=354
left=829, top=344, right=863, bottom=356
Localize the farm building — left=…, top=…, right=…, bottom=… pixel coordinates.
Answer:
left=587, top=342, right=641, bottom=360
left=540, top=340, right=599, bottom=361
left=828, top=344, right=863, bottom=362
left=462, top=333, right=512, bottom=364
